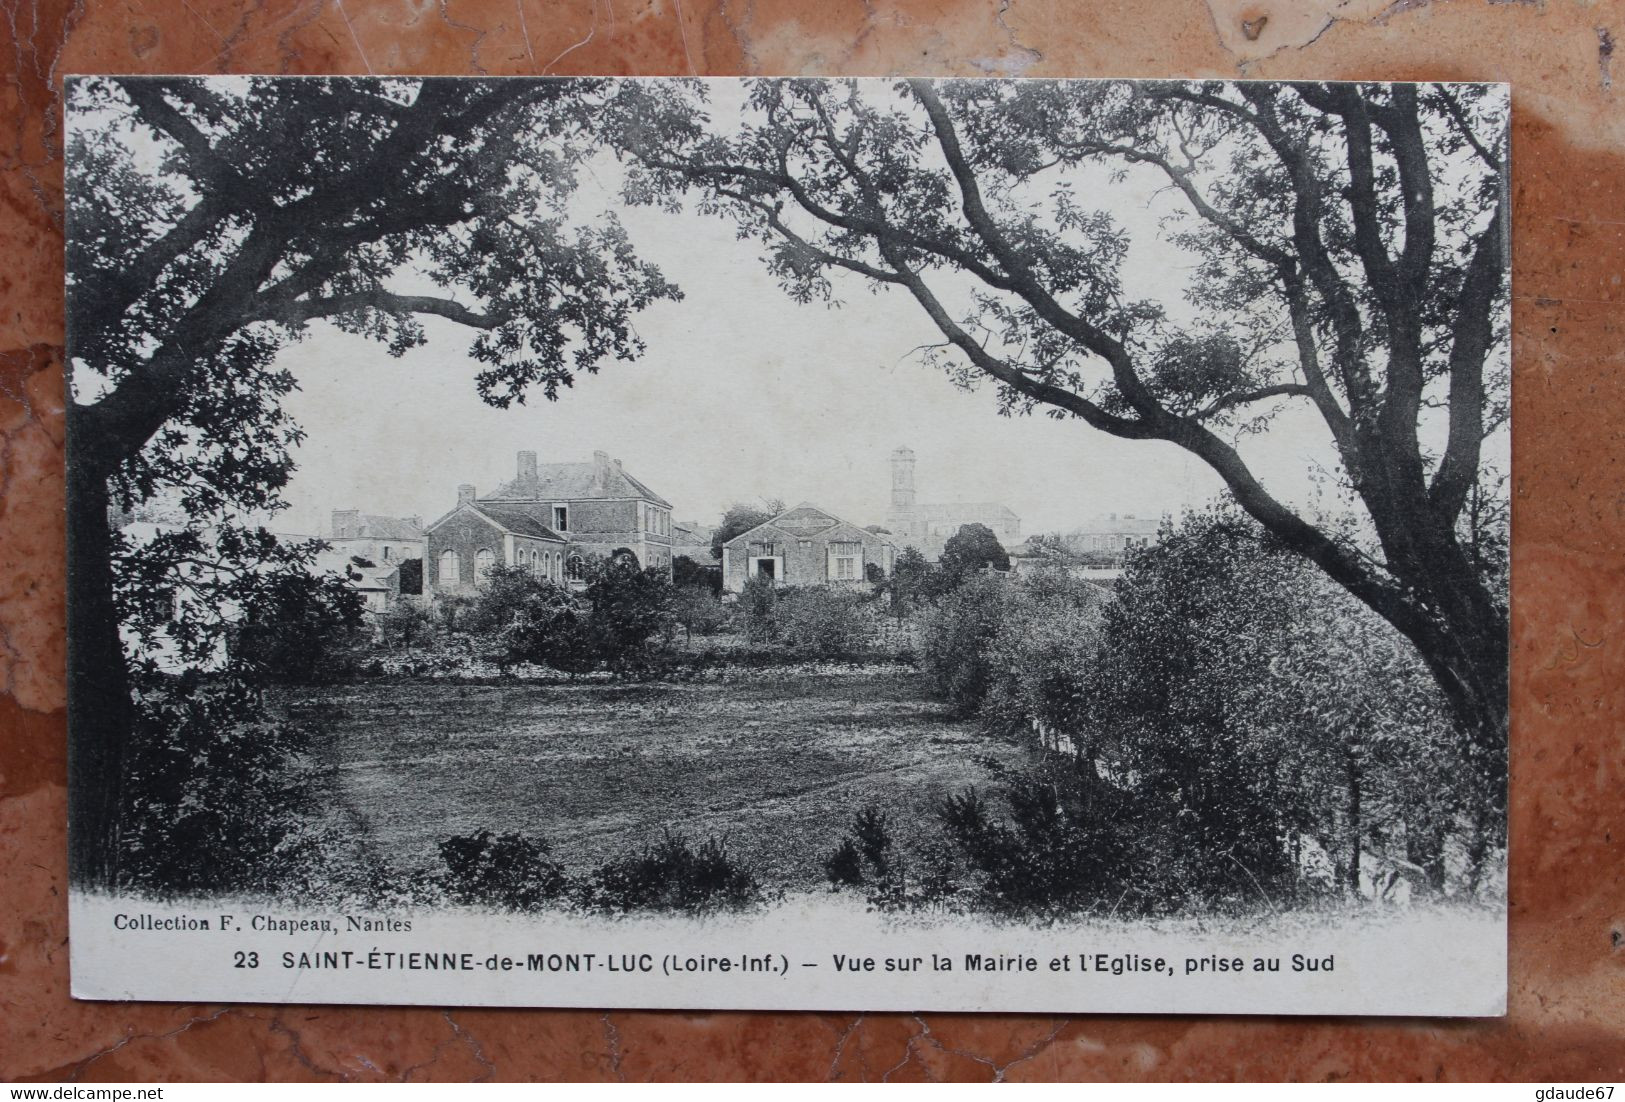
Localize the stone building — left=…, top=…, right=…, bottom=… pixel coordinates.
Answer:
left=326, top=510, right=425, bottom=566
left=423, top=450, right=674, bottom=595
left=1064, top=513, right=1162, bottom=561
left=423, top=490, right=569, bottom=596
left=311, top=548, right=401, bottom=616
left=721, top=502, right=896, bottom=593
left=884, top=446, right=1021, bottom=561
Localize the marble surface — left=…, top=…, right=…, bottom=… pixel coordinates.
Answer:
left=2, top=0, right=1622, bottom=1082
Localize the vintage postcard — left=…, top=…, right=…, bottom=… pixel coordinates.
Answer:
left=64, top=76, right=1509, bottom=1014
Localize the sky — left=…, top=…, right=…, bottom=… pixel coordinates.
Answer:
left=253, top=80, right=1471, bottom=540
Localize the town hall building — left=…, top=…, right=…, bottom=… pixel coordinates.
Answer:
left=721, top=502, right=897, bottom=593
left=424, top=450, right=674, bottom=596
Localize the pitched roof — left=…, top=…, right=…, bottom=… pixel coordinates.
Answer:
left=723, top=502, right=897, bottom=549
left=472, top=505, right=567, bottom=542
left=333, top=513, right=424, bottom=540
left=422, top=503, right=565, bottom=542
left=486, top=460, right=672, bottom=508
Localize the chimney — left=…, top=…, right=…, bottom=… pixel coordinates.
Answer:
left=593, top=450, right=612, bottom=491
left=457, top=484, right=477, bottom=507
left=517, top=450, right=538, bottom=485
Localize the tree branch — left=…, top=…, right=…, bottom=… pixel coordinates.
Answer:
left=258, top=289, right=499, bottom=329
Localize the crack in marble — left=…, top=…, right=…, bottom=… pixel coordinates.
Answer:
left=992, top=1019, right=1071, bottom=1081
left=512, top=0, right=537, bottom=70
left=261, top=1012, right=333, bottom=1080
left=875, top=1017, right=930, bottom=1082
left=60, top=1007, right=236, bottom=1081
left=544, top=0, right=600, bottom=74
left=670, top=0, right=698, bottom=76
left=395, top=1016, right=464, bottom=1082
left=274, top=3, right=336, bottom=75
left=437, top=0, right=491, bottom=74
left=600, top=1011, right=626, bottom=1081
left=826, top=1014, right=864, bottom=1079
left=910, top=1014, right=1001, bottom=1080
left=443, top=1010, right=496, bottom=1081
left=331, top=0, right=375, bottom=74
left=993, top=0, right=1041, bottom=73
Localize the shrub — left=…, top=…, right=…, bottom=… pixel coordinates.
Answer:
left=230, top=569, right=366, bottom=683
left=888, top=546, right=939, bottom=611
left=438, top=830, right=569, bottom=911
left=583, top=831, right=762, bottom=912
left=1089, top=506, right=1476, bottom=902
left=919, top=573, right=1007, bottom=715
left=980, top=569, right=1105, bottom=748
left=672, top=554, right=722, bottom=595
left=378, top=598, right=436, bottom=650
left=823, top=838, right=865, bottom=887
left=777, top=586, right=869, bottom=657
left=121, top=675, right=336, bottom=897
left=934, top=775, right=1149, bottom=917
left=585, top=560, right=675, bottom=675
left=823, top=807, right=912, bottom=907
left=938, top=523, right=1010, bottom=585
left=458, top=564, right=588, bottom=674
left=673, top=583, right=729, bottom=641
left=739, top=574, right=779, bottom=643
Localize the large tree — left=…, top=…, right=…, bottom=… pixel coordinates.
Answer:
left=66, top=77, right=679, bottom=887
left=613, top=78, right=1510, bottom=800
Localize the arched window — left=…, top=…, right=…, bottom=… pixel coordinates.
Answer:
left=439, top=549, right=460, bottom=585
left=475, top=548, right=495, bottom=580
left=554, top=552, right=562, bottom=581
left=567, top=554, right=585, bottom=581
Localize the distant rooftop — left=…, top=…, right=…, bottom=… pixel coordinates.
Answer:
left=484, top=450, right=672, bottom=508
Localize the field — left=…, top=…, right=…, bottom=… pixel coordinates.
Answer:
left=275, top=667, right=1035, bottom=892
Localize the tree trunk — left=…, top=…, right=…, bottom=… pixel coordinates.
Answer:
left=1405, top=821, right=1448, bottom=897
left=65, top=438, right=135, bottom=890
left=1345, top=749, right=1362, bottom=899
left=1390, top=521, right=1509, bottom=820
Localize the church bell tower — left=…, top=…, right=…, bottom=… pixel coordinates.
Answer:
left=889, top=446, right=917, bottom=534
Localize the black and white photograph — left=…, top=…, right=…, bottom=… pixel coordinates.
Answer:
left=64, top=75, right=1509, bottom=1014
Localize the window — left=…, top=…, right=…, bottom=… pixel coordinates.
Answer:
left=383, top=546, right=392, bottom=561
left=799, top=540, right=812, bottom=550
left=553, top=505, right=568, bottom=532
left=439, top=549, right=460, bottom=584
left=476, top=548, right=495, bottom=580
left=554, top=552, right=562, bottom=582
left=567, top=554, right=586, bottom=580
left=830, top=541, right=861, bottom=582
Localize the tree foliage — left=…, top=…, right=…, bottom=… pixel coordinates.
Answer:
left=65, top=77, right=680, bottom=884
left=613, top=77, right=1510, bottom=793
left=938, top=522, right=1011, bottom=582
left=1090, top=508, right=1483, bottom=896
left=709, top=499, right=784, bottom=559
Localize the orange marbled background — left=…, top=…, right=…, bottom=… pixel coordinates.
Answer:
left=2, top=0, right=1622, bottom=1082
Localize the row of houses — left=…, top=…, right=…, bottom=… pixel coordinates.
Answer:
left=310, top=447, right=1161, bottom=611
